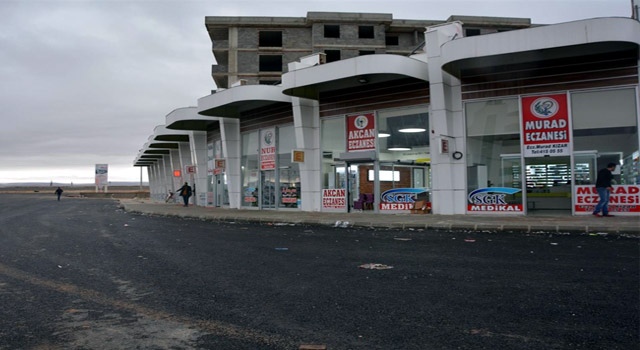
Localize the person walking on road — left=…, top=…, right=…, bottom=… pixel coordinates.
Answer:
left=54, top=187, right=63, bottom=201
left=593, top=162, right=617, bottom=217
left=176, top=182, right=192, bottom=207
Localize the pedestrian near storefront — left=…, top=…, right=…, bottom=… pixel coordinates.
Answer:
left=593, top=163, right=617, bottom=217
left=176, top=182, right=192, bottom=207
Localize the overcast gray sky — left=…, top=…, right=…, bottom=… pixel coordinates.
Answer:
left=0, top=0, right=632, bottom=184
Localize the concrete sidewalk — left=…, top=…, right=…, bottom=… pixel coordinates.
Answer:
left=119, top=199, right=640, bottom=235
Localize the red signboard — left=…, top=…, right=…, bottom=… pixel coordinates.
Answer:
left=260, top=128, right=276, bottom=170
left=574, top=185, right=640, bottom=215
left=521, top=94, right=570, bottom=157
left=346, top=113, right=375, bottom=152
left=214, top=159, right=225, bottom=175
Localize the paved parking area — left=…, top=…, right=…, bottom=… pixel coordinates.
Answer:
left=0, top=194, right=638, bottom=349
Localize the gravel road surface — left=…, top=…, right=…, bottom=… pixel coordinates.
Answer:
left=0, top=194, right=638, bottom=349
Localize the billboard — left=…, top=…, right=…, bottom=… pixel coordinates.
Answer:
left=95, top=164, right=108, bottom=187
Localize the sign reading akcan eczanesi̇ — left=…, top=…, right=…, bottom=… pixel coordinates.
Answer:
left=346, top=113, right=376, bottom=152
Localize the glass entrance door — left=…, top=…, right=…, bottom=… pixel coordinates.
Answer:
left=574, top=152, right=597, bottom=186
left=214, top=173, right=228, bottom=207
left=346, top=163, right=370, bottom=212
left=525, top=156, right=572, bottom=214
left=261, top=170, right=276, bottom=209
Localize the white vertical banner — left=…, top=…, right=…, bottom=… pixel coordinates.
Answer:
left=95, top=164, right=108, bottom=189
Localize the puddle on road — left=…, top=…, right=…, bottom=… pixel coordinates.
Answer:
left=55, top=307, right=204, bottom=349
left=110, top=277, right=154, bottom=301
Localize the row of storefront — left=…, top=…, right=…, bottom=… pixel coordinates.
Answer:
left=135, top=17, right=640, bottom=216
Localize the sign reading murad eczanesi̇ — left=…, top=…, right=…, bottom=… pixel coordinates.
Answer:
left=521, top=94, right=570, bottom=157
left=574, top=185, right=640, bottom=215
left=346, top=113, right=375, bottom=152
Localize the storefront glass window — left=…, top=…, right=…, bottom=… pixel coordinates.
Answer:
left=571, top=88, right=639, bottom=185
left=241, top=131, right=259, bottom=207
left=321, top=107, right=431, bottom=212
left=376, top=107, right=431, bottom=211
left=321, top=117, right=346, bottom=189
left=207, top=142, right=214, bottom=206
left=277, top=125, right=300, bottom=208
left=377, top=109, right=429, bottom=164
left=241, top=126, right=302, bottom=209
left=465, top=98, right=523, bottom=210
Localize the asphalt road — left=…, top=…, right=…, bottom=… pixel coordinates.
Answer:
left=0, top=194, right=638, bottom=350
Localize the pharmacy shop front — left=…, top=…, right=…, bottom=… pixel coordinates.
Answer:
left=464, top=89, right=639, bottom=216
left=321, top=108, right=432, bottom=214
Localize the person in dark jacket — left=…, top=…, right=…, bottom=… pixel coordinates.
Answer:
left=592, top=163, right=617, bottom=217
left=176, top=182, right=192, bottom=207
left=54, top=187, right=63, bottom=201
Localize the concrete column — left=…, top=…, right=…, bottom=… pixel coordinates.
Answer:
left=178, top=140, right=193, bottom=205
left=292, top=97, right=321, bottom=212
left=229, top=27, right=238, bottom=86
left=169, top=149, right=182, bottom=202
left=178, top=141, right=192, bottom=174
left=149, top=162, right=158, bottom=201
left=155, top=160, right=165, bottom=201
left=161, top=155, right=173, bottom=199
left=220, top=118, right=241, bottom=209
left=147, top=162, right=157, bottom=201
left=426, top=22, right=467, bottom=215
left=146, top=167, right=153, bottom=199
left=155, top=162, right=164, bottom=201
left=190, top=131, right=208, bottom=207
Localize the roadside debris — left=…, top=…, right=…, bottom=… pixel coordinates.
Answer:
left=359, top=263, right=394, bottom=270
left=464, top=239, right=476, bottom=243
left=334, top=220, right=349, bottom=228
left=299, top=344, right=327, bottom=350
left=274, top=222, right=295, bottom=226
